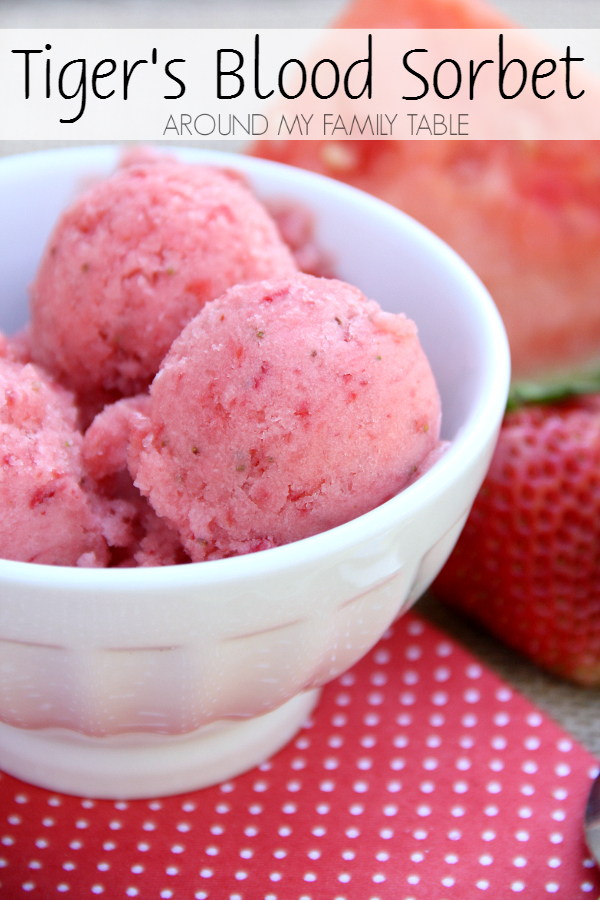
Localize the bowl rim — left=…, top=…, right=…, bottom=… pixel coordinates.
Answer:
left=0, top=145, right=510, bottom=590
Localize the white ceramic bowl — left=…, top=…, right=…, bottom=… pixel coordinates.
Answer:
left=0, top=146, right=510, bottom=798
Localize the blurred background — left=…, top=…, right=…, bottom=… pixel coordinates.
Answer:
left=1, top=0, right=600, bottom=754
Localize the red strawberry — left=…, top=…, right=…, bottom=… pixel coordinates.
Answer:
left=432, top=385, right=600, bottom=686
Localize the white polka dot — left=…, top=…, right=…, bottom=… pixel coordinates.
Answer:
left=304, top=872, right=317, bottom=882
left=445, top=854, right=459, bottom=864
left=269, top=873, right=282, bottom=882
left=21, top=883, right=35, bottom=892
left=97, top=863, right=110, bottom=872
left=442, top=876, right=455, bottom=887
left=456, top=758, right=471, bottom=771
left=91, top=887, right=104, bottom=895
left=287, top=780, right=302, bottom=793
left=513, top=857, right=527, bottom=868
left=102, top=843, right=116, bottom=852
left=126, top=891, right=139, bottom=898
left=434, top=667, right=451, bottom=682
left=373, top=873, right=386, bottom=883
left=339, top=672, right=355, bottom=686
left=494, top=712, right=510, bottom=726
left=413, top=829, right=428, bottom=840
left=426, top=735, right=442, bottom=748
left=466, top=664, right=483, bottom=679
left=332, top=714, right=347, bottom=727
left=527, top=713, right=542, bottom=727
left=464, top=689, right=480, bottom=704
left=547, top=858, right=561, bottom=868
left=454, top=781, right=468, bottom=794
left=182, top=802, right=196, bottom=813
left=511, top=882, right=525, bottom=892
left=254, top=780, right=269, bottom=792
left=555, top=764, right=570, bottom=777
left=316, top=803, right=330, bottom=815
left=462, top=714, right=478, bottom=728
left=364, top=713, right=379, bottom=726
left=200, top=869, right=213, bottom=878
left=436, top=641, right=453, bottom=657
left=518, top=808, right=532, bottom=819
left=166, top=866, right=179, bottom=875
left=160, top=891, right=173, bottom=899
left=477, top=880, right=489, bottom=890
left=349, top=804, right=364, bottom=816
left=487, top=782, right=502, bottom=794
left=401, top=692, right=416, bottom=706
left=360, top=735, right=376, bottom=748
left=545, top=883, right=559, bottom=893
left=62, top=863, right=76, bottom=872
left=482, top=831, right=496, bottom=842
left=416, top=805, right=431, bottom=817
left=524, top=736, right=540, bottom=751
left=451, top=806, right=465, bottom=817
left=387, top=780, right=402, bottom=793
left=338, top=873, right=351, bottom=883
left=582, top=882, right=595, bottom=892
left=448, top=830, right=462, bottom=841
left=57, top=885, right=70, bottom=893
left=402, top=671, right=419, bottom=686
left=406, top=645, right=422, bottom=661
left=195, top=894, right=208, bottom=900
left=407, top=874, right=420, bottom=885
left=109, top=821, right=122, bottom=831
left=496, top=687, right=513, bottom=702
left=522, top=761, right=538, bottom=774
left=383, top=805, right=398, bottom=817
left=357, top=758, right=372, bottom=772
left=205, top=847, right=219, bottom=857
left=336, top=692, right=351, bottom=707
left=479, top=855, right=493, bottom=866
left=460, top=736, right=475, bottom=749
left=422, top=757, right=438, bottom=771
left=176, top=823, right=191, bottom=833
left=420, top=781, right=435, bottom=794
left=211, top=825, right=224, bottom=835
left=551, top=810, right=566, bottom=822
left=589, top=766, right=600, bottom=779
left=515, top=832, right=530, bottom=842
left=374, top=648, right=391, bottom=664
left=521, top=785, right=535, bottom=796
left=324, top=757, right=340, bottom=770
left=282, top=803, right=297, bottom=814
left=346, top=827, right=360, bottom=838
left=137, top=843, right=150, bottom=853
left=431, top=691, right=448, bottom=706
left=485, top=806, right=499, bottom=817
left=312, top=826, right=325, bottom=837
left=411, top=851, right=425, bottom=862
left=491, top=736, right=507, bottom=751
left=489, top=759, right=504, bottom=772
left=296, top=737, right=311, bottom=750
left=550, top=833, right=563, bottom=845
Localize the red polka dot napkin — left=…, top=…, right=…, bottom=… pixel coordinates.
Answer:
left=1, top=612, right=599, bottom=899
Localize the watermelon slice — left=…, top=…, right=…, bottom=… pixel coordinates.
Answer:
left=252, top=0, right=600, bottom=380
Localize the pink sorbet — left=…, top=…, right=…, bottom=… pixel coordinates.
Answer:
left=128, top=274, right=442, bottom=562
left=29, top=158, right=297, bottom=405
left=0, top=353, right=110, bottom=566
